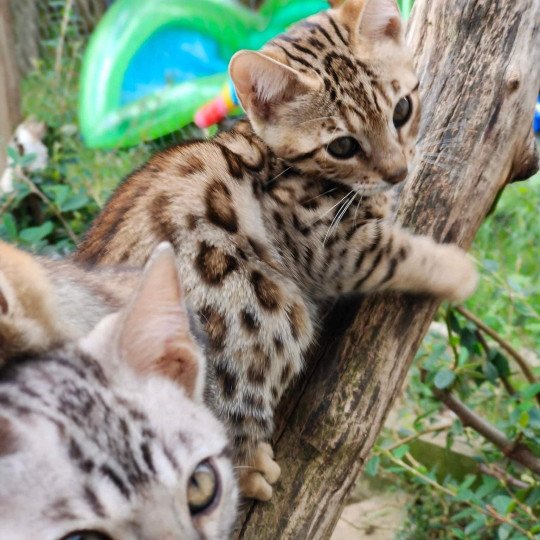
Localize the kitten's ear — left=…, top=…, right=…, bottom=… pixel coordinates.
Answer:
left=334, top=0, right=402, bottom=42
left=229, top=50, right=318, bottom=119
left=117, top=243, right=206, bottom=401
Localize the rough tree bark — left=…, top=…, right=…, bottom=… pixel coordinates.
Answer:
left=0, top=1, right=21, bottom=174
left=237, top=0, right=540, bottom=538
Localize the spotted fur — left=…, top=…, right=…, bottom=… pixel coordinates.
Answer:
left=0, top=244, right=238, bottom=539
left=76, top=0, right=477, bottom=499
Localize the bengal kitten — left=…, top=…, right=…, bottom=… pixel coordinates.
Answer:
left=76, top=0, right=477, bottom=500
left=0, top=244, right=238, bottom=539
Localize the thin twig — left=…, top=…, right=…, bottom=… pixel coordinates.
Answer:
left=477, top=463, right=530, bottom=490
left=455, top=306, right=539, bottom=405
left=445, top=307, right=460, bottom=369
left=54, top=0, right=74, bottom=75
left=385, top=422, right=452, bottom=452
left=433, top=389, right=540, bottom=476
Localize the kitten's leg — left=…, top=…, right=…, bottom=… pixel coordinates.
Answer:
left=343, top=222, right=478, bottom=301
left=237, top=442, right=281, bottom=501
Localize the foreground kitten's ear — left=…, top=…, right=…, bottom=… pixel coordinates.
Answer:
left=334, top=0, right=402, bottom=42
left=229, top=50, right=318, bottom=119
left=117, top=243, right=206, bottom=401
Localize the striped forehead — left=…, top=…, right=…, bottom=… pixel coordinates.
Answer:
left=272, top=11, right=392, bottom=126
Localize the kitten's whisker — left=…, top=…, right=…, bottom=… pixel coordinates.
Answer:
left=323, top=194, right=352, bottom=246
left=353, top=195, right=365, bottom=227
left=302, top=187, right=337, bottom=204
left=323, top=192, right=356, bottom=246
left=314, top=191, right=353, bottom=222
left=265, top=166, right=293, bottom=187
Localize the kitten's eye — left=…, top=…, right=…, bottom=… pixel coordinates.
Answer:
left=59, top=532, right=112, bottom=540
left=327, top=136, right=361, bottom=159
left=188, top=460, right=219, bottom=515
left=393, top=96, right=412, bottom=128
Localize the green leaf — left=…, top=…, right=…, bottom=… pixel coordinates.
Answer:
left=392, top=444, right=410, bottom=460
left=475, top=475, right=499, bottom=498
left=518, top=411, right=529, bottom=429
left=497, top=523, right=512, bottom=540
left=364, top=455, right=379, bottom=477
left=7, top=146, right=20, bottom=163
left=19, top=152, right=37, bottom=167
left=489, top=350, right=511, bottom=378
left=447, top=309, right=461, bottom=333
left=19, top=221, right=54, bottom=244
left=434, top=368, right=456, bottom=389
left=483, top=361, right=499, bottom=383
left=522, top=382, right=540, bottom=401
left=459, top=474, right=476, bottom=491
left=464, top=517, right=486, bottom=535
left=2, top=213, right=18, bottom=240
left=45, top=185, right=70, bottom=208
left=492, top=495, right=512, bottom=516
left=61, top=192, right=89, bottom=212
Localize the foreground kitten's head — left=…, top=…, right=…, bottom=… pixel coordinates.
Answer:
left=230, top=0, right=419, bottom=195
left=0, top=244, right=238, bottom=540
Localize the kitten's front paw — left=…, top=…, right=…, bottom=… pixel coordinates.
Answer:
left=238, top=442, right=281, bottom=501
left=434, top=245, right=478, bottom=302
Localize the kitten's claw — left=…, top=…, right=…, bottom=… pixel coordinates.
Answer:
left=238, top=442, right=281, bottom=501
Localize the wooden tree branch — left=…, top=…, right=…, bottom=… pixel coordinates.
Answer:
left=434, top=389, right=540, bottom=476
left=236, top=0, right=540, bottom=537
left=0, top=1, right=21, bottom=174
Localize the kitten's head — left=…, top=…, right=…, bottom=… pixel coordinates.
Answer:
left=0, top=244, right=238, bottom=540
left=230, top=0, right=420, bottom=196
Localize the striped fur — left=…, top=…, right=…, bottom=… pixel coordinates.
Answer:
left=76, top=0, right=477, bottom=500
left=0, top=244, right=238, bottom=539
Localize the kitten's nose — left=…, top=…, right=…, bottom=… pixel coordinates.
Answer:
left=384, top=167, right=408, bottom=185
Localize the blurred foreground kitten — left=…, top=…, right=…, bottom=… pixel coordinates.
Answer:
left=0, top=244, right=238, bottom=539
left=76, top=0, right=477, bottom=499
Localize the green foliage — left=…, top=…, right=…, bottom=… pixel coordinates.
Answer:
left=372, top=174, right=540, bottom=538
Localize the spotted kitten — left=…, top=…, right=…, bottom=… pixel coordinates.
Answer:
left=76, top=0, right=477, bottom=499
left=0, top=244, right=238, bottom=539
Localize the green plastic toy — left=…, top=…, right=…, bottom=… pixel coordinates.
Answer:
left=79, top=0, right=414, bottom=149
left=79, top=0, right=328, bottom=148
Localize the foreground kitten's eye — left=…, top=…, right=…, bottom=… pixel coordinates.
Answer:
left=60, top=532, right=112, bottom=540
left=393, top=96, right=412, bottom=128
left=188, top=460, right=219, bottom=515
left=327, top=137, right=361, bottom=159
